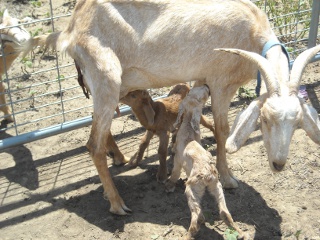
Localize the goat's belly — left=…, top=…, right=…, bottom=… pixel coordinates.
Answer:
left=120, top=67, right=205, bottom=94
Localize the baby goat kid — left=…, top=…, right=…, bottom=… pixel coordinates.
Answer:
left=165, top=85, right=243, bottom=239
left=119, top=84, right=214, bottom=183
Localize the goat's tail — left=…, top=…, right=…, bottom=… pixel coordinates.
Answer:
left=18, top=32, right=61, bottom=58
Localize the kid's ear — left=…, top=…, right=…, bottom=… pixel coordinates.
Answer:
left=173, top=102, right=185, bottom=129
left=191, top=108, right=201, bottom=134
left=143, top=102, right=155, bottom=126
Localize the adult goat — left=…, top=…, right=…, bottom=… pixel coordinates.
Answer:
left=22, top=0, right=320, bottom=215
left=0, top=10, right=31, bottom=122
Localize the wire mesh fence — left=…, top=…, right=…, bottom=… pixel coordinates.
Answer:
left=0, top=0, right=319, bottom=149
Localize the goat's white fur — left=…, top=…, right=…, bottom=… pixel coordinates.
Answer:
left=21, top=0, right=320, bottom=215
left=0, top=10, right=31, bottom=122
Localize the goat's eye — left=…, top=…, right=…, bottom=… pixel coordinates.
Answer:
left=130, top=94, right=136, bottom=99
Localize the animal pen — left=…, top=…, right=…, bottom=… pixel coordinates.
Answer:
left=0, top=0, right=320, bottom=150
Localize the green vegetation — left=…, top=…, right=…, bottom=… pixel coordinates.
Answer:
left=224, top=227, right=239, bottom=240
left=255, top=0, right=312, bottom=57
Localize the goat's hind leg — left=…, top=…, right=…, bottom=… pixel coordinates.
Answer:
left=207, top=180, right=244, bottom=238
left=184, top=178, right=206, bottom=239
left=165, top=155, right=183, bottom=192
left=156, top=131, right=170, bottom=183
left=87, top=115, right=131, bottom=215
left=129, top=130, right=154, bottom=167
left=0, top=81, right=13, bottom=122
left=106, top=133, right=129, bottom=166
left=83, top=49, right=130, bottom=215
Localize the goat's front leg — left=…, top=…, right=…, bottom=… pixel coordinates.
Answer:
left=0, top=81, right=13, bottom=122
left=165, top=155, right=183, bottom=192
left=156, top=131, right=169, bottom=183
left=106, top=133, right=129, bottom=166
left=211, top=92, right=238, bottom=188
left=129, top=130, right=154, bottom=167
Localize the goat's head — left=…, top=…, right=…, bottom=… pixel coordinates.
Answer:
left=0, top=10, right=31, bottom=49
left=120, top=90, right=155, bottom=126
left=216, top=46, right=320, bottom=172
left=174, top=85, right=210, bottom=134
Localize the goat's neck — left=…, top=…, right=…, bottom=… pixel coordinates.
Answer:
left=177, top=117, right=201, bottom=144
left=0, top=44, right=19, bottom=75
left=266, top=46, right=290, bottom=86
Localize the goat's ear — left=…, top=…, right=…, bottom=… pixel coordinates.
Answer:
left=300, top=103, right=320, bottom=144
left=143, top=102, right=155, bottom=126
left=226, top=94, right=266, bottom=153
left=191, top=108, right=202, bottom=134
left=3, top=9, right=9, bottom=19
left=173, top=103, right=185, bottom=129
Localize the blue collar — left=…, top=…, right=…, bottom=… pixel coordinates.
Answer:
left=255, top=40, right=290, bottom=96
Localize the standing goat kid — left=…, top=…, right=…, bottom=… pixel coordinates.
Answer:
left=119, top=84, right=214, bottom=182
left=22, top=0, right=320, bottom=215
left=165, top=85, right=243, bottom=240
left=0, top=10, right=31, bottom=122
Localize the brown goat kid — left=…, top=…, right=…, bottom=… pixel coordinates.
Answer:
left=165, top=85, right=244, bottom=240
left=119, top=84, right=214, bottom=183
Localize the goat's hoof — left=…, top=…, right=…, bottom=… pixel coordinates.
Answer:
left=221, top=175, right=239, bottom=189
left=165, top=180, right=176, bottom=193
left=4, top=116, right=14, bottom=123
left=198, top=213, right=206, bottom=225
left=109, top=203, right=132, bottom=216
left=113, top=155, right=130, bottom=166
left=182, top=232, right=194, bottom=240
left=128, top=154, right=140, bottom=168
left=156, top=171, right=168, bottom=183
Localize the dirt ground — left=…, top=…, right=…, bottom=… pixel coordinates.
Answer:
left=1, top=1, right=320, bottom=240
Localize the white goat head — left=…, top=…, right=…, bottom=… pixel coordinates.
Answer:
left=0, top=10, right=31, bottom=49
left=174, top=85, right=210, bottom=134
left=217, top=46, right=320, bottom=172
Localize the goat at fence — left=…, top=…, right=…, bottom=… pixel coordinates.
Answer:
left=165, top=85, right=244, bottom=240
left=0, top=10, right=31, bottom=122
left=119, top=83, right=214, bottom=183
left=22, top=0, right=320, bottom=215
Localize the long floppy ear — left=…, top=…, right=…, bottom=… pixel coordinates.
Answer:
left=142, top=102, right=155, bottom=126
left=300, top=103, right=320, bottom=144
left=173, top=102, right=185, bottom=129
left=3, top=9, right=10, bottom=20
left=226, top=94, right=267, bottom=153
left=191, top=108, right=202, bottom=134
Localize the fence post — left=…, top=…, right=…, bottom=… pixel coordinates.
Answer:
left=308, top=0, right=320, bottom=48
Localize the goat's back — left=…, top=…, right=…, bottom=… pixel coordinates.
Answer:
left=48, top=0, right=274, bottom=91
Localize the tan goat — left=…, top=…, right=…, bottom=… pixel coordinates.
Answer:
left=22, top=0, right=320, bottom=215
left=0, top=10, right=31, bottom=122
left=165, top=85, right=244, bottom=240
left=119, top=84, right=214, bottom=182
